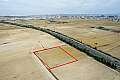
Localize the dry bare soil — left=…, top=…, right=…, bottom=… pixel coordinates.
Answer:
left=0, top=19, right=120, bottom=80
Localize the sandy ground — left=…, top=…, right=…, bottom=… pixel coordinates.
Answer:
left=52, top=26, right=120, bottom=59
left=0, top=24, right=64, bottom=80
left=50, top=21, right=120, bottom=58
left=14, top=19, right=120, bottom=58
left=35, top=45, right=120, bottom=80
left=0, top=22, right=120, bottom=80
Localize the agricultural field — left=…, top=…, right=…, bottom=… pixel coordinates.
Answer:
left=0, top=19, right=120, bottom=80
left=13, top=19, right=120, bottom=58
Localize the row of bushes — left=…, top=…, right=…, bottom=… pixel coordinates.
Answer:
left=1, top=21, right=120, bottom=72
left=39, top=26, right=120, bottom=72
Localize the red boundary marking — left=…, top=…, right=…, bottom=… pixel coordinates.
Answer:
left=59, top=46, right=78, bottom=61
left=49, top=60, right=77, bottom=70
left=34, top=45, right=65, bottom=53
left=33, top=52, right=51, bottom=70
left=33, top=46, right=78, bottom=70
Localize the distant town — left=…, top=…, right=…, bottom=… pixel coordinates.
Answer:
left=0, top=14, right=120, bottom=22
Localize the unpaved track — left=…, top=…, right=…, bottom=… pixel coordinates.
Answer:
left=0, top=26, right=64, bottom=80
left=0, top=23, right=120, bottom=80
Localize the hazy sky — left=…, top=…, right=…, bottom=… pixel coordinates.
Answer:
left=0, top=0, right=120, bottom=16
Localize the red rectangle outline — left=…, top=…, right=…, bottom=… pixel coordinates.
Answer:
left=33, top=46, right=78, bottom=70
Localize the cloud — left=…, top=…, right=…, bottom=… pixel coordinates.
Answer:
left=0, top=0, right=120, bottom=15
